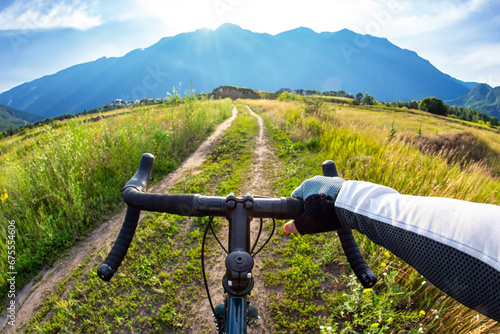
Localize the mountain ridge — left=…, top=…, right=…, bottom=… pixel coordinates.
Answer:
left=0, top=104, right=43, bottom=132
left=0, top=24, right=473, bottom=118
left=446, top=83, right=500, bottom=118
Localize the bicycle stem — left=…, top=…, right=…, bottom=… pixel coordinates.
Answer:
left=226, top=193, right=252, bottom=252
left=223, top=193, right=255, bottom=295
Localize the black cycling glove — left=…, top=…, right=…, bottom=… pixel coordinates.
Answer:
left=291, top=175, right=345, bottom=234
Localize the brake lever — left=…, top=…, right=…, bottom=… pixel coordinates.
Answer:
left=322, top=160, right=377, bottom=288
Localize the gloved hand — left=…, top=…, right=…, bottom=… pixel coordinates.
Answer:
left=284, top=175, right=345, bottom=234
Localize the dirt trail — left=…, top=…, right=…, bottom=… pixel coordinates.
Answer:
left=243, top=106, right=283, bottom=333
left=0, top=107, right=238, bottom=334
left=190, top=105, right=282, bottom=333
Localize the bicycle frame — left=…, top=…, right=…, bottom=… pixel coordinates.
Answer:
left=225, top=294, right=249, bottom=333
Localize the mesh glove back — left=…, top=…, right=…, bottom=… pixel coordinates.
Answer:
left=291, top=175, right=345, bottom=234
left=292, top=175, right=345, bottom=200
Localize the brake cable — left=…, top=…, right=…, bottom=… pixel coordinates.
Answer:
left=250, top=218, right=263, bottom=255
left=202, top=216, right=217, bottom=321
left=250, top=196, right=277, bottom=256
left=209, top=217, right=228, bottom=254
left=201, top=215, right=276, bottom=329
left=251, top=218, right=275, bottom=257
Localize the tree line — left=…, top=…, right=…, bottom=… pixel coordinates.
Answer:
left=3, top=90, right=498, bottom=140
left=383, top=96, right=499, bottom=127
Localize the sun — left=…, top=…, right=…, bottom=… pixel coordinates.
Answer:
left=138, top=0, right=226, bottom=35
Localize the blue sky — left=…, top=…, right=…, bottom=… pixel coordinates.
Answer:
left=0, top=0, right=499, bottom=94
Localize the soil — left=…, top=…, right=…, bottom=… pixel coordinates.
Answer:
left=0, top=107, right=238, bottom=334
left=243, top=106, right=284, bottom=333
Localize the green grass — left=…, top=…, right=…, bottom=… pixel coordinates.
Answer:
left=0, top=98, right=232, bottom=299
left=244, top=98, right=500, bottom=333
left=21, top=106, right=259, bottom=333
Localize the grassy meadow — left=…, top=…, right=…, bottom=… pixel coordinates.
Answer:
left=1, top=96, right=499, bottom=333
left=0, top=98, right=233, bottom=298
left=245, top=98, right=500, bottom=333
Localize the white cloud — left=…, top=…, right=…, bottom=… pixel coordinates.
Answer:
left=0, top=0, right=102, bottom=31
left=457, top=44, right=500, bottom=68
left=134, top=0, right=222, bottom=35
left=376, top=0, right=498, bottom=40
left=455, top=44, right=500, bottom=85
left=382, top=2, right=467, bottom=38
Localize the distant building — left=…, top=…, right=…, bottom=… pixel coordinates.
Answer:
left=105, top=99, right=137, bottom=108
left=277, top=88, right=297, bottom=94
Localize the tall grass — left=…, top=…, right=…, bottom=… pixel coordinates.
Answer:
left=0, top=99, right=232, bottom=298
left=245, top=99, right=500, bottom=333
left=335, top=103, right=500, bottom=175
left=21, top=106, right=258, bottom=333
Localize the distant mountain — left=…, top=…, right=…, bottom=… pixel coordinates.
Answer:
left=452, top=79, right=479, bottom=90
left=0, top=24, right=472, bottom=118
left=446, top=84, right=500, bottom=118
left=0, top=104, right=43, bottom=132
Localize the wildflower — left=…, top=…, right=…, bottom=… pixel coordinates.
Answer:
left=388, top=317, right=394, bottom=322
left=435, top=315, right=440, bottom=320
left=421, top=281, right=427, bottom=285
left=363, top=288, right=372, bottom=295
left=370, top=323, right=380, bottom=328
left=418, top=326, right=424, bottom=333
left=327, top=326, right=332, bottom=331
left=384, top=251, right=391, bottom=257
left=419, top=310, right=426, bottom=318
left=0, top=189, right=8, bottom=203
left=380, top=262, right=387, bottom=268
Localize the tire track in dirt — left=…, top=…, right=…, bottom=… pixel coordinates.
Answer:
left=244, top=105, right=283, bottom=333
left=0, top=107, right=238, bottom=334
left=190, top=105, right=282, bottom=333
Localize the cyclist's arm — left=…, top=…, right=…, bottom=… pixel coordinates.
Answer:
left=335, top=180, right=500, bottom=322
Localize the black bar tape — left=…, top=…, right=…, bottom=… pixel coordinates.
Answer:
left=97, top=206, right=141, bottom=281
left=123, top=188, right=198, bottom=216
left=284, top=197, right=304, bottom=220
left=246, top=197, right=303, bottom=219
left=337, top=229, right=377, bottom=288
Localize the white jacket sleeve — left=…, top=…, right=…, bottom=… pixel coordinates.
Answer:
left=335, top=181, right=500, bottom=322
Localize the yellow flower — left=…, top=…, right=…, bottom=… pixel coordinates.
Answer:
left=388, top=317, right=394, bottom=322
left=0, top=189, right=8, bottom=203
left=363, top=288, right=372, bottom=294
left=384, top=251, right=391, bottom=257
left=380, top=262, right=387, bottom=268
left=370, top=323, right=380, bottom=328
left=419, top=310, right=426, bottom=318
